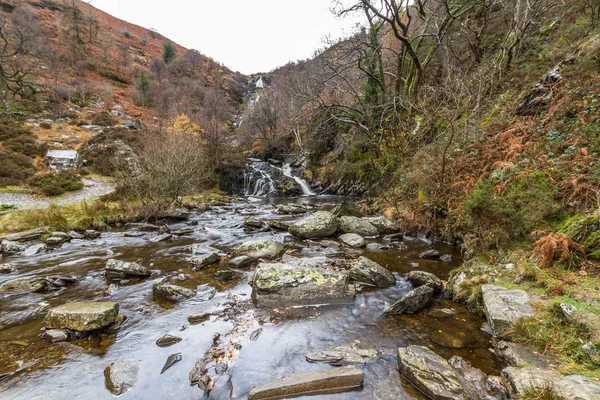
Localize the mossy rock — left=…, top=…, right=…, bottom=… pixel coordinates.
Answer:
left=561, top=213, right=600, bottom=259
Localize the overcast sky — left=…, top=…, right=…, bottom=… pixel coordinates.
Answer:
left=90, top=0, right=363, bottom=74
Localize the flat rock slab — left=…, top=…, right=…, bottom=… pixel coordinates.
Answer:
left=44, top=301, right=119, bottom=332
left=397, top=345, right=465, bottom=400
left=105, top=259, right=150, bottom=279
left=251, top=263, right=355, bottom=307
left=306, top=341, right=378, bottom=365
left=248, top=366, right=364, bottom=400
left=0, top=228, right=47, bottom=242
left=481, top=285, right=534, bottom=337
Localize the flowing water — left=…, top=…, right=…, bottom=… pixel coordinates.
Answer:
left=0, top=196, right=499, bottom=399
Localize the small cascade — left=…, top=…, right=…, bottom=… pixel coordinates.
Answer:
left=242, top=161, right=277, bottom=197
left=279, top=163, right=316, bottom=196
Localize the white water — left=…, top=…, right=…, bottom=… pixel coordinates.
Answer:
left=279, top=163, right=316, bottom=196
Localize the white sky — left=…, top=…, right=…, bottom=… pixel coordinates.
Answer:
left=90, top=0, right=363, bottom=74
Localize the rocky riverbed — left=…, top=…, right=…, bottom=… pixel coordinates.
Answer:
left=0, top=196, right=500, bottom=399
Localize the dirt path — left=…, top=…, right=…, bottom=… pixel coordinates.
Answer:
left=0, top=177, right=116, bottom=210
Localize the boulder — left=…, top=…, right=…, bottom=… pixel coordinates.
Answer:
left=448, top=356, right=507, bottom=400
left=228, top=255, right=253, bottom=267
left=190, top=244, right=221, bottom=256
left=385, top=285, right=434, bottom=315
left=104, top=361, right=138, bottom=396
left=397, top=345, right=465, bottom=400
left=338, top=216, right=378, bottom=236
left=1, top=240, right=26, bottom=255
left=84, top=230, right=101, bottom=239
left=276, top=204, right=307, bottom=215
left=339, top=233, right=365, bottom=248
left=0, top=276, right=51, bottom=295
left=288, top=211, right=338, bottom=239
left=501, top=367, right=560, bottom=398
left=440, top=254, right=453, bottom=262
left=233, top=240, right=284, bottom=260
left=0, top=263, right=16, bottom=274
left=251, top=263, right=355, bottom=307
left=248, top=366, right=364, bottom=400
left=190, top=253, right=220, bottom=270
left=105, top=259, right=151, bottom=279
left=0, top=228, right=46, bottom=242
left=152, top=283, right=196, bottom=302
left=331, top=202, right=363, bottom=218
left=361, top=216, right=400, bottom=234
left=419, top=249, right=441, bottom=259
left=161, top=208, right=191, bottom=220
left=45, top=232, right=71, bottom=245
left=560, top=303, right=577, bottom=324
left=44, top=301, right=119, bottom=332
left=23, top=243, right=50, bottom=257
left=349, top=256, right=395, bottom=288
left=406, top=271, right=443, bottom=294
left=156, top=334, right=182, bottom=347
left=481, top=285, right=534, bottom=337
left=495, top=341, right=547, bottom=368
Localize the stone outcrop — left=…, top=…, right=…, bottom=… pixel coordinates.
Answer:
left=349, top=256, right=395, bottom=288
left=248, top=366, right=364, bottom=400
left=251, top=263, right=355, bottom=307
left=501, top=367, right=600, bottom=400
left=495, top=341, right=547, bottom=368
left=481, top=285, right=534, bottom=337
left=44, top=301, right=119, bottom=332
left=288, top=211, right=338, bottom=239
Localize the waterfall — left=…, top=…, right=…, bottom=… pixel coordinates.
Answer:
left=278, top=163, right=316, bottom=196
left=243, top=161, right=277, bottom=197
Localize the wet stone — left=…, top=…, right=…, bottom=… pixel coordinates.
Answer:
left=83, top=230, right=101, bottom=239
left=228, top=255, right=253, bottom=268
left=188, top=313, right=210, bottom=324
left=23, top=243, right=50, bottom=257
left=406, top=270, right=443, bottom=294
left=306, top=341, right=378, bottom=365
left=1, top=240, right=26, bottom=255
left=156, top=334, right=182, bottom=347
left=152, top=283, right=196, bottom=302
left=288, top=211, right=338, bottom=239
left=495, top=341, right=547, bottom=368
left=481, top=285, right=534, bottom=337
left=0, top=276, right=51, bottom=295
left=349, top=256, right=395, bottom=288
left=45, top=232, right=71, bottom=245
left=105, top=259, right=151, bottom=279
left=361, top=216, right=400, bottom=234
left=68, top=231, right=84, bottom=239
left=0, top=263, right=16, bottom=274
left=419, top=249, right=441, bottom=259
left=43, top=301, right=119, bottom=332
left=104, top=360, right=139, bottom=396
left=161, top=353, right=182, bottom=374
left=172, top=227, right=195, bottom=235
left=190, top=252, right=220, bottom=270
left=339, top=233, right=365, bottom=248
left=385, top=285, right=435, bottom=315
left=149, top=233, right=172, bottom=243
left=268, top=220, right=290, bottom=231
left=250, top=328, right=263, bottom=341
left=449, top=356, right=507, bottom=400
left=123, top=231, right=145, bottom=238
left=233, top=240, right=284, bottom=260
left=0, top=228, right=46, bottom=242
left=248, top=366, right=364, bottom=400
left=338, top=216, right=378, bottom=236
left=41, top=329, right=71, bottom=343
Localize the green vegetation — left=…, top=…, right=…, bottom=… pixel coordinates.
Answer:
left=29, top=172, right=83, bottom=196
left=90, top=112, right=118, bottom=127
left=162, top=41, right=176, bottom=63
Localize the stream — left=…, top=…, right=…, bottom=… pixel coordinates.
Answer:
left=0, top=193, right=499, bottom=399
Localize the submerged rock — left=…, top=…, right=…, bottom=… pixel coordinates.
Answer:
left=153, top=283, right=196, bottom=302
left=228, top=255, right=253, bottom=268
left=306, top=341, right=378, bottom=365
left=104, top=361, right=138, bottom=396
left=481, top=285, right=534, bottom=337
left=41, top=329, right=71, bottom=343
left=188, top=313, right=210, bottom=324
left=338, top=216, right=378, bottom=236
left=276, top=204, right=307, bottom=215
left=251, top=263, right=355, bottom=307
left=149, top=233, right=172, bottom=243
left=361, top=216, right=400, bottom=234
left=190, top=252, right=220, bottom=270
left=349, top=256, right=395, bottom=288
left=83, top=230, right=101, bottom=239
left=385, top=285, right=434, bottom=315
left=156, top=334, right=182, bottom=347
left=339, top=233, right=366, bottom=248
left=23, top=243, right=50, bottom=257
left=268, top=220, right=291, bottom=231
left=397, top=345, right=465, bottom=400
left=44, top=301, right=119, bottom=332
left=419, top=249, right=441, bottom=259
left=406, top=270, right=443, bottom=294
left=105, top=259, right=151, bottom=279
left=45, top=232, right=70, bottom=245
left=449, top=356, right=507, bottom=400
left=233, top=240, right=284, bottom=260
left=0, top=276, right=51, bottom=295
left=248, top=366, right=364, bottom=400
left=288, top=211, right=338, bottom=239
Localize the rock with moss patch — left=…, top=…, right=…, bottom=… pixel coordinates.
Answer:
left=495, top=341, right=547, bottom=368
left=0, top=276, right=51, bottom=295
left=190, top=253, right=220, bottom=270
left=153, top=283, right=196, bottom=302
left=349, top=256, right=395, bottom=288
left=397, top=345, right=465, bottom=400
left=338, top=216, right=378, bottom=236
left=288, top=211, right=338, bottom=239
left=361, top=216, right=399, bottom=234
left=339, top=233, right=365, bottom=248
left=233, top=240, right=284, bottom=260
left=251, top=263, right=355, bottom=307
left=44, top=301, right=119, bottom=332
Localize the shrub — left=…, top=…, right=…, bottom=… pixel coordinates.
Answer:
left=162, top=41, right=176, bottom=63
left=531, top=231, right=584, bottom=269
left=123, top=31, right=131, bottom=39
left=0, top=151, right=36, bottom=187
left=29, top=172, right=83, bottom=196
left=3, top=134, right=46, bottom=157
left=91, top=112, right=118, bottom=127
